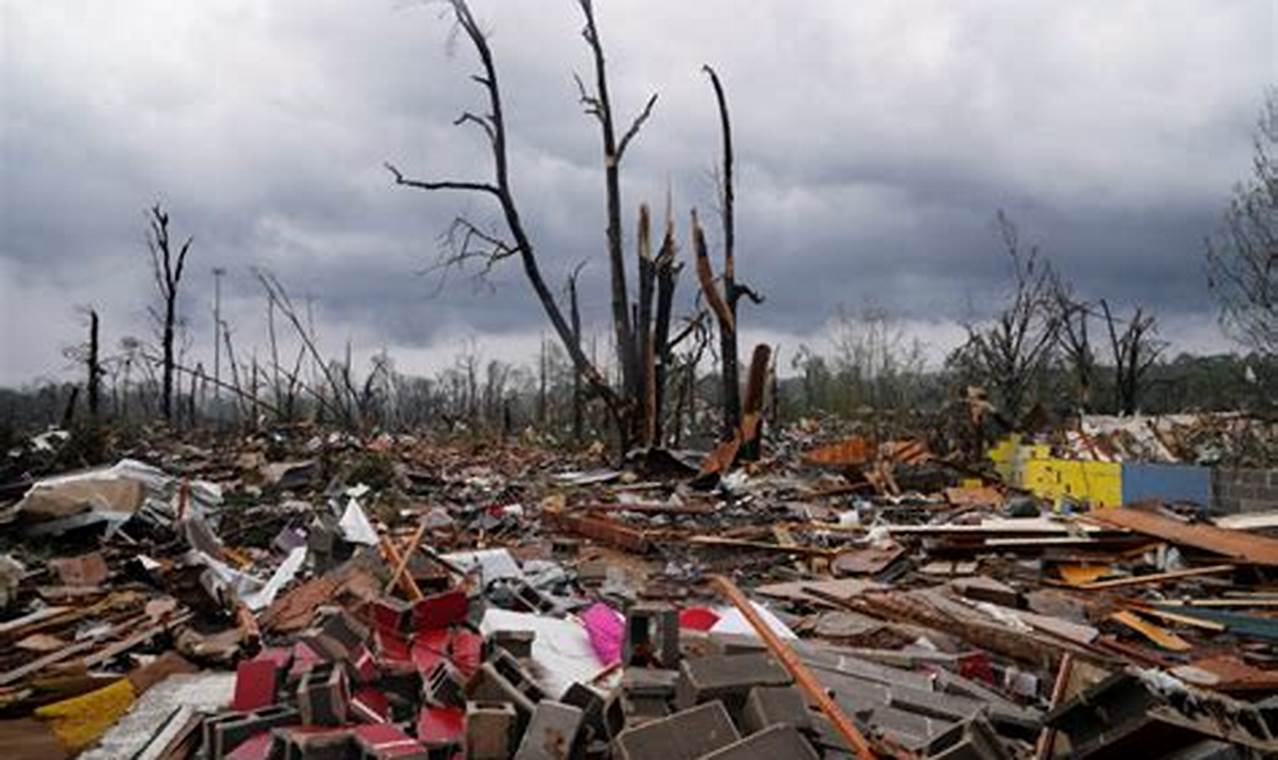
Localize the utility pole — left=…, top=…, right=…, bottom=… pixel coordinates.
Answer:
left=212, top=267, right=225, bottom=399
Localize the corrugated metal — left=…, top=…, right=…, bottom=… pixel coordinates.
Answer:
left=1121, top=462, right=1211, bottom=506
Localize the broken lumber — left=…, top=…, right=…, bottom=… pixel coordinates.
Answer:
left=1075, top=564, right=1236, bottom=590
left=1084, top=507, right=1278, bottom=567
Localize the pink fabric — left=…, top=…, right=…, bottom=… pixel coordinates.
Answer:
left=579, top=601, right=625, bottom=666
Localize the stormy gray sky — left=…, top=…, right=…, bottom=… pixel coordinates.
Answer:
left=1, top=0, right=1274, bottom=386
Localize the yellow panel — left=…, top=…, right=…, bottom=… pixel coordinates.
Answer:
left=1017, top=458, right=1122, bottom=507
left=35, top=677, right=135, bottom=751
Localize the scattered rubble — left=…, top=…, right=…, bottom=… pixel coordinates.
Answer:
left=0, top=422, right=1275, bottom=759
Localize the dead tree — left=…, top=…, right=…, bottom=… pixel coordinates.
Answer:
left=145, top=204, right=192, bottom=422
left=1101, top=300, right=1165, bottom=415
left=651, top=207, right=681, bottom=444
left=387, top=0, right=629, bottom=446
left=87, top=308, right=102, bottom=420
left=1050, top=273, right=1097, bottom=412
left=954, top=212, right=1058, bottom=422
left=698, top=66, right=762, bottom=442
left=1207, top=89, right=1278, bottom=357
left=253, top=269, right=356, bottom=426
left=573, top=0, right=657, bottom=428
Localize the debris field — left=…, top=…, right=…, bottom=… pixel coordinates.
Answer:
left=0, top=424, right=1276, bottom=760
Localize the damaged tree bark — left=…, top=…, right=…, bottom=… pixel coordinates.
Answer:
left=1102, top=300, right=1165, bottom=416
left=574, top=0, right=658, bottom=445
left=698, top=66, right=762, bottom=444
left=145, top=204, right=192, bottom=423
left=87, top=309, right=102, bottom=421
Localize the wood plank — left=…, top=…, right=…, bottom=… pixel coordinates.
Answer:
left=1109, top=610, right=1192, bottom=652
left=1085, top=507, right=1278, bottom=567
left=1076, top=564, right=1236, bottom=590
left=686, top=536, right=836, bottom=557
left=0, top=606, right=71, bottom=636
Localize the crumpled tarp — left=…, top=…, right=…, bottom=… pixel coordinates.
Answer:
left=13, top=459, right=222, bottom=536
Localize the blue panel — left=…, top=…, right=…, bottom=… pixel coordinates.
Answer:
left=1121, top=462, right=1211, bottom=506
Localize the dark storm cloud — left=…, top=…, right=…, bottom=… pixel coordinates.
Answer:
left=1, top=0, right=1272, bottom=384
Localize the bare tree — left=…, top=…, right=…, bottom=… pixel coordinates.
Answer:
left=1050, top=272, right=1097, bottom=412
left=1101, top=300, right=1166, bottom=415
left=387, top=0, right=626, bottom=442
left=952, top=212, right=1058, bottom=421
left=87, top=308, right=102, bottom=420
left=572, top=0, right=657, bottom=419
left=1207, top=90, right=1277, bottom=357
left=829, top=305, right=926, bottom=420
left=697, top=65, right=762, bottom=441
left=145, top=204, right=192, bottom=422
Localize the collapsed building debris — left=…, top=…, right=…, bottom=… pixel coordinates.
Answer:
left=0, top=421, right=1274, bottom=759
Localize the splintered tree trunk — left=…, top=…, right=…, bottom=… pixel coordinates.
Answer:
left=88, top=309, right=101, bottom=420
left=635, top=206, right=656, bottom=444
left=738, top=343, right=772, bottom=461
left=692, top=210, right=738, bottom=439
left=652, top=216, right=679, bottom=446
left=701, top=65, right=750, bottom=442
left=146, top=205, right=191, bottom=425
left=163, top=297, right=175, bottom=421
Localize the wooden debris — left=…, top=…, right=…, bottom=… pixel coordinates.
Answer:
left=1108, top=610, right=1192, bottom=652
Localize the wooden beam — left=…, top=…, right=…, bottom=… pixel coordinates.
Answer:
left=1075, top=564, right=1235, bottom=590
left=384, top=520, right=430, bottom=597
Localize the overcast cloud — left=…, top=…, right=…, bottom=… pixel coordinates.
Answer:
left=1, top=0, right=1274, bottom=386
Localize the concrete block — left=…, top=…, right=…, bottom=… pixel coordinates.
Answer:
left=514, top=700, right=585, bottom=760
left=673, top=653, right=790, bottom=715
left=486, top=629, right=535, bottom=661
left=425, top=660, right=468, bottom=708
left=296, top=663, right=349, bottom=726
left=271, top=726, right=354, bottom=760
left=623, top=604, right=680, bottom=669
left=739, top=686, right=811, bottom=735
left=613, top=701, right=740, bottom=760
left=486, top=648, right=546, bottom=712
left=318, top=607, right=370, bottom=655
left=620, top=668, right=678, bottom=699
left=465, top=660, right=538, bottom=732
left=1240, top=469, right=1268, bottom=486
left=622, top=693, right=671, bottom=723
left=1241, top=498, right=1278, bottom=513
left=925, top=715, right=1012, bottom=760
left=707, top=632, right=767, bottom=656
left=562, top=682, right=623, bottom=743
left=206, top=707, right=302, bottom=760
left=466, top=700, right=519, bottom=760
left=353, top=723, right=431, bottom=759
left=699, top=723, right=819, bottom=760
